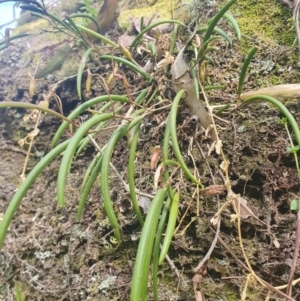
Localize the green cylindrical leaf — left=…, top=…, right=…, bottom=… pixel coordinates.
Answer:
left=159, top=192, right=180, bottom=264
left=238, top=47, right=258, bottom=96
left=130, top=188, right=167, bottom=301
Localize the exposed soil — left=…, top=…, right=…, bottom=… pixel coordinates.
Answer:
left=1, top=1, right=300, bottom=300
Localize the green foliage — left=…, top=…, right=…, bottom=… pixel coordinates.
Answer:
left=203, top=0, right=237, bottom=43
left=286, top=145, right=300, bottom=154
left=231, top=0, right=294, bottom=46
left=128, top=122, right=144, bottom=226
left=130, top=19, right=185, bottom=49
left=169, top=90, right=203, bottom=187
left=14, top=283, right=22, bottom=301
left=237, top=47, right=258, bottom=96
left=84, top=0, right=97, bottom=16
left=152, top=193, right=173, bottom=301
left=159, top=191, right=179, bottom=264
left=291, top=199, right=299, bottom=211
left=35, top=45, right=71, bottom=79
left=130, top=188, right=168, bottom=301
left=0, top=0, right=275, bottom=300
left=77, top=47, right=96, bottom=100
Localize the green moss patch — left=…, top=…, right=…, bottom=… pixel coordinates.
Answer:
left=232, top=0, right=294, bottom=46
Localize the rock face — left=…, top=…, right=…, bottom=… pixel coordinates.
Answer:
left=1, top=1, right=300, bottom=301
left=17, top=10, right=38, bottom=26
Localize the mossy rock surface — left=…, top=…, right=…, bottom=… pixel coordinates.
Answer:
left=1, top=1, right=300, bottom=300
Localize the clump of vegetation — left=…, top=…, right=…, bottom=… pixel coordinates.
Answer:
left=1, top=0, right=300, bottom=300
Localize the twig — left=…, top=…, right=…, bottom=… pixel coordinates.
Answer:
left=193, top=140, right=221, bottom=272
left=216, top=232, right=296, bottom=301
left=293, top=0, right=300, bottom=51
left=286, top=209, right=300, bottom=297
left=165, top=253, right=181, bottom=279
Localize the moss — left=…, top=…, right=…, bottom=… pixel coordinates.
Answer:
left=13, top=17, right=66, bottom=45
left=269, top=75, right=283, bottom=85
left=93, top=208, right=106, bottom=223
left=231, top=0, right=294, bottom=46
left=56, top=53, right=83, bottom=78
left=13, top=18, right=48, bottom=35
left=118, top=0, right=182, bottom=30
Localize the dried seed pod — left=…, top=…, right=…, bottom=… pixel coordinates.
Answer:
left=199, top=62, right=206, bottom=82
left=107, top=64, right=118, bottom=87
left=23, top=115, right=30, bottom=123
left=27, top=129, right=39, bottom=140
left=153, top=164, right=164, bottom=191
left=18, top=138, right=25, bottom=147
left=119, top=41, right=133, bottom=61
left=86, top=69, right=92, bottom=93
left=150, top=146, right=161, bottom=170
left=28, top=74, right=36, bottom=98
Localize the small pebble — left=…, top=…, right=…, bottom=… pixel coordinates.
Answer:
left=276, top=68, right=284, bottom=74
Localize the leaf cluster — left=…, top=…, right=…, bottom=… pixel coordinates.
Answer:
left=1, top=0, right=300, bottom=300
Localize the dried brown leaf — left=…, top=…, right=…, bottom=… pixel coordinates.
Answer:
left=86, top=0, right=118, bottom=35
left=234, top=195, right=256, bottom=219
left=229, top=192, right=266, bottom=225
left=118, top=34, right=136, bottom=47
left=203, top=185, right=226, bottom=196
left=138, top=196, right=151, bottom=214
left=170, top=49, right=217, bottom=140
